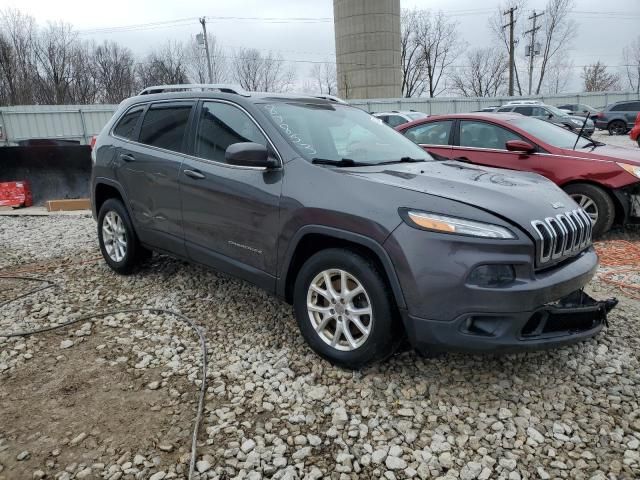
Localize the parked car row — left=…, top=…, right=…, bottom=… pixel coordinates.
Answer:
left=396, top=112, right=640, bottom=237
left=92, top=84, right=621, bottom=367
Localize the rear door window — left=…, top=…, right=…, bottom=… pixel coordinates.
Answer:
left=611, top=103, right=632, bottom=112
left=195, top=101, right=268, bottom=163
left=403, top=121, right=452, bottom=145
left=139, top=103, right=193, bottom=153
left=113, top=106, right=144, bottom=140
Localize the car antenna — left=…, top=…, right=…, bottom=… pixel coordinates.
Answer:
left=573, top=112, right=591, bottom=150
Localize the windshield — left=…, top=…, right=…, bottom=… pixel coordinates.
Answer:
left=260, top=103, right=431, bottom=163
left=510, top=117, right=592, bottom=149
left=545, top=105, right=569, bottom=117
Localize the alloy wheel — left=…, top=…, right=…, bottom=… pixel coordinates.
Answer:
left=102, top=211, right=128, bottom=262
left=306, top=269, right=372, bottom=352
left=570, top=194, right=598, bottom=225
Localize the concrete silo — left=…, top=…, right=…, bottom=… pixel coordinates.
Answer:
left=333, top=0, right=402, bottom=99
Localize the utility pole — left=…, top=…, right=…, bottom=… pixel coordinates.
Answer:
left=199, top=17, right=213, bottom=83
left=525, top=10, right=544, bottom=95
left=503, top=6, right=517, bottom=96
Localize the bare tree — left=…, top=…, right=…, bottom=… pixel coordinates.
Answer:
left=413, top=11, right=464, bottom=97
left=449, top=48, right=508, bottom=97
left=533, top=0, right=576, bottom=94
left=33, top=21, right=78, bottom=104
left=582, top=61, right=620, bottom=92
left=541, top=59, right=573, bottom=94
left=185, top=33, right=227, bottom=83
left=308, top=62, right=336, bottom=95
left=488, top=0, right=527, bottom=96
left=93, top=41, right=136, bottom=103
left=232, top=48, right=294, bottom=92
left=0, top=8, right=37, bottom=105
left=69, top=40, right=98, bottom=104
left=623, top=36, right=640, bottom=94
left=136, top=42, right=188, bottom=89
left=400, top=9, right=426, bottom=98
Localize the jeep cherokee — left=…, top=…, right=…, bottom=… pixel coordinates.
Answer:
left=91, top=84, right=616, bottom=369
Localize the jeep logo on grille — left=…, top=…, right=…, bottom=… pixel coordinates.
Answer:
left=551, top=202, right=564, bottom=209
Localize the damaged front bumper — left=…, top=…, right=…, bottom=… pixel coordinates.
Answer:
left=403, top=290, right=618, bottom=354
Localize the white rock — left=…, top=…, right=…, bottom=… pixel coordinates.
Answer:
left=332, top=407, right=349, bottom=426
left=372, top=449, right=388, bottom=464
left=149, top=472, right=166, bottom=480
left=460, top=461, right=483, bottom=480
left=527, top=427, right=545, bottom=444
left=60, top=339, right=74, bottom=349
left=241, top=439, right=256, bottom=453
left=385, top=455, right=407, bottom=470
left=196, top=460, right=211, bottom=473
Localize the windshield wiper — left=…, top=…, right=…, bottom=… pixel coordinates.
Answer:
left=377, top=156, right=428, bottom=165
left=311, top=158, right=374, bottom=167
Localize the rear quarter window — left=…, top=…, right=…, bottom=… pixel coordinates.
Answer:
left=610, top=102, right=638, bottom=112
left=112, top=106, right=144, bottom=140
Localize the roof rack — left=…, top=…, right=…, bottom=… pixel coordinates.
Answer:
left=310, top=94, right=348, bottom=104
left=138, top=83, right=250, bottom=96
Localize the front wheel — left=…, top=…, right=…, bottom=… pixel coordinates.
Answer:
left=97, top=198, right=150, bottom=274
left=563, top=183, right=615, bottom=237
left=293, top=249, right=399, bottom=369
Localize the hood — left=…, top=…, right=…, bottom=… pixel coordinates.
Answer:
left=565, top=144, right=640, bottom=166
left=339, top=160, right=578, bottom=238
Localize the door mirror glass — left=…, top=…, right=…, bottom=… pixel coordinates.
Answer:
left=505, top=140, right=536, bottom=153
left=225, top=142, right=277, bottom=168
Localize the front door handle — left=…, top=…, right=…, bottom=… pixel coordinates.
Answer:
left=120, top=153, right=135, bottom=162
left=455, top=156, right=469, bottom=161
left=184, top=169, right=206, bottom=180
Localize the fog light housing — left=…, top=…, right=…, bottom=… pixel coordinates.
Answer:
left=468, top=264, right=515, bottom=287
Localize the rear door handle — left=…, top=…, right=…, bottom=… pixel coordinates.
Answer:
left=120, top=153, right=135, bottom=162
left=184, top=169, right=206, bottom=180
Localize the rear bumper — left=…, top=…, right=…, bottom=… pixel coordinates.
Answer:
left=402, top=291, right=617, bottom=353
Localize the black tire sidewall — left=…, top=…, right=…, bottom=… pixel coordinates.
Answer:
left=97, top=198, right=139, bottom=274
left=608, top=121, right=626, bottom=135
left=564, top=184, right=615, bottom=237
left=293, top=249, right=397, bottom=369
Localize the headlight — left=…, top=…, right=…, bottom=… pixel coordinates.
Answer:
left=617, top=162, right=640, bottom=179
left=402, top=210, right=516, bottom=239
left=570, top=118, right=583, bottom=126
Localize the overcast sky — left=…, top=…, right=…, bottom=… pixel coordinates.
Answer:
left=1, top=0, right=639, bottom=94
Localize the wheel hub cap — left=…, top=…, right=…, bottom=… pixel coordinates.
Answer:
left=569, top=194, right=598, bottom=225
left=102, top=211, right=127, bottom=262
left=306, top=269, right=372, bottom=352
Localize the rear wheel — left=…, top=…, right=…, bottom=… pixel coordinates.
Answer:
left=97, top=198, right=150, bottom=274
left=608, top=120, right=627, bottom=136
left=563, top=183, right=615, bottom=237
left=293, top=249, right=399, bottom=369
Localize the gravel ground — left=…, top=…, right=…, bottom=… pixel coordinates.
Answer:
left=0, top=216, right=639, bottom=480
left=591, top=130, right=638, bottom=149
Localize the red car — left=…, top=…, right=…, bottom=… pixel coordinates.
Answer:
left=396, top=113, right=640, bottom=236
left=631, top=112, right=640, bottom=147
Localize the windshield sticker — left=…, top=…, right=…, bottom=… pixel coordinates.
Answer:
left=264, top=105, right=317, bottom=155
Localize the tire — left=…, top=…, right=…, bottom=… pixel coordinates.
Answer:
left=97, top=198, right=150, bottom=274
left=608, top=120, right=627, bottom=136
left=563, top=183, right=615, bottom=237
left=293, top=248, right=399, bottom=369
left=637, top=139, right=640, bottom=148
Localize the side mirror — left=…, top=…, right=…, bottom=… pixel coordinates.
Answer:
left=547, top=113, right=553, bottom=119
left=225, top=142, right=277, bottom=169
left=506, top=140, right=536, bottom=154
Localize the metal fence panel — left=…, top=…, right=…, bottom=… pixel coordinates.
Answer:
left=1, top=91, right=639, bottom=145
left=349, top=91, right=640, bottom=115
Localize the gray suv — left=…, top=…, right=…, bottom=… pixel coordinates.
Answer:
left=594, top=100, right=640, bottom=135
left=91, top=84, right=616, bottom=368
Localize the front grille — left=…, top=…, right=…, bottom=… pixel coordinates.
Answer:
left=531, top=209, right=592, bottom=266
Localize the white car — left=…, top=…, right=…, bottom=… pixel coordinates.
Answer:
left=373, top=111, right=429, bottom=127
